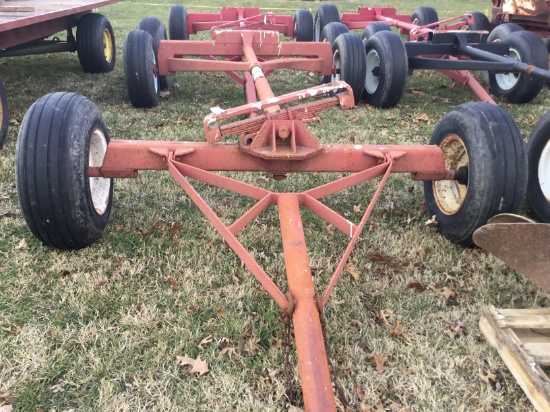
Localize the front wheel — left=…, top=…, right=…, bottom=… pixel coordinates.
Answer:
left=138, top=17, right=170, bottom=90
left=488, top=31, right=548, bottom=103
left=76, top=13, right=116, bottom=73
left=329, top=33, right=366, bottom=104
left=15, top=93, right=113, bottom=249
left=362, top=31, right=408, bottom=108
left=424, top=102, right=527, bottom=246
left=124, top=30, right=160, bottom=108
left=526, top=111, right=550, bottom=222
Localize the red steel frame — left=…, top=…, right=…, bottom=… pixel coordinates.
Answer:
left=102, top=8, right=456, bottom=410
left=339, top=7, right=497, bottom=104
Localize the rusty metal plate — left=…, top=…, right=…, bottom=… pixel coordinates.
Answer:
left=488, top=213, right=535, bottom=224
left=473, top=222, right=550, bottom=292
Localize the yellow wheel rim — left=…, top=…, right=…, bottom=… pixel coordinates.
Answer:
left=433, top=134, right=469, bottom=215
left=103, top=29, right=113, bottom=63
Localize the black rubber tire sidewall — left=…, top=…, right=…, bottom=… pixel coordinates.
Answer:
left=488, top=31, right=547, bottom=103
left=319, top=22, right=349, bottom=84
left=0, top=78, right=8, bottom=148
left=487, top=23, right=523, bottom=42
left=362, top=31, right=408, bottom=108
left=169, top=5, right=189, bottom=40
left=526, top=111, right=550, bottom=222
left=411, top=7, right=439, bottom=27
left=294, top=9, right=314, bottom=42
left=15, top=92, right=113, bottom=249
left=138, top=17, right=170, bottom=90
left=423, top=102, right=527, bottom=246
left=332, top=33, right=366, bottom=104
left=464, top=12, right=490, bottom=31
left=124, top=30, right=160, bottom=108
left=76, top=13, right=116, bottom=73
left=314, top=4, right=340, bottom=42
left=361, top=22, right=391, bottom=43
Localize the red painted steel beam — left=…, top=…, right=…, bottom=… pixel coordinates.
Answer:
left=278, top=194, right=336, bottom=411
left=90, top=142, right=449, bottom=178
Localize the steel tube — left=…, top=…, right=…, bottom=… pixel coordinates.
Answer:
left=278, top=194, right=336, bottom=412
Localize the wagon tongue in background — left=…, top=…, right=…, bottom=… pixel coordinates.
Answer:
left=473, top=214, right=550, bottom=292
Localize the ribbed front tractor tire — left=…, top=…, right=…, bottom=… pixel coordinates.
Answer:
left=124, top=30, right=160, bottom=108
left=15, top=93, right=113, bottom=249
left=76, top=13, right=116, bottom=73
left=424, top=103, right=528, bottom=246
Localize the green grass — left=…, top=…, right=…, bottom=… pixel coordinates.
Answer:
left=1, top=0, right=549, bottom=411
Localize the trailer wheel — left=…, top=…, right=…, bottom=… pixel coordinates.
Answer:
left=319, top=22, right=349, bottom=84
left=314, top=4, right=340, bottom=42
left=411, top=7, right=439, bottom=27
left=294, top=9, right=314, bottom=42
left=76, top=13, right=116, bottom=73
left=15, top=93, right=113, bottom=249
left=0, top=78, right=8, bottom=148
left=138, top=17, right=170, bottom=90
left=325, top=33, right=366, bottom=104
left=461, top=12, right=490, bottom=31
left=526, top=111, right=550, bottom=222
left=124, top=30, right=160, bottom=108
left=361, top=22, right=391, bottom=43
left=423, top=102, right=527, bottom=246
left=488, top=23, right=524, bottom=42
left=168, top=5, right=189, bottom=40
left=362, top=31, right=408, bottom=108
left=488, top=31, right=547, bottom=103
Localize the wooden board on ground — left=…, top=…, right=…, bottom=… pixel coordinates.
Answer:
left=480, top=306, right=550, bottom=412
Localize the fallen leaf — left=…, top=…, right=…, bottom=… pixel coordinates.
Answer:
left=325, top=223, right=334, bottom=236
left=197, top=336, right=212, bottom=350
left=216, top=309, right=227, bottom=318
left=15, top=238, right=28, bottom=250
left=0, top=392, right=10, bottom=399
left=177, top=355, right=209, bottom=376
left=424, top=215, right=438, bottom=226
left=440, top=287, right=456, bottom=300
left=288, top=406, right=305, bottom=412
left=345, top=263, right=360, bottom=281
left=368, top=353, right=388, bottom=373
left=0, top=405, right=12, bottom=412
left=160, top=91, right=170, bottom=99
left=114, top=224, right=124, bottom=231
left=406, top=282, right=425, bottom=292
left=414, top=113, right=430, bottom=122
left=49, top=380, right=67, bottom=393
left=353, top=204, right=362, bottom=213
left=220, top=347, right=237, bottom=359
left=354, top=384, right=366, bottom=401
left=479, top=370, right=497, bottom=385
left=400, top=367, right=411, bottom=380
left=390, top=320, right=410, bottom=341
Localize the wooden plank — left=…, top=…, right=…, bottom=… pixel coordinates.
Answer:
left=0, top=7, right=35, bottom=12
left=480, top=306, right=550, bottom=412
left=491, top=307, right=550, bottom=329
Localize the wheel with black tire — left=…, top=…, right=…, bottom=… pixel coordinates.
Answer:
left=411, top=6, right=438, bottom=27
left=488, top=31, right=547, bottom=103
left=76, top=13, right=116, bottom=73
left=526, top=111, right=550, bottom=222
left=319, top=22, right=349, bottom=84
left=324, top=33, right=366, bottom=104
left=314, top=4, right=340, bottom=42
left=124, top=30, right=159, bottom=108
left=361, top=22, right=391, bottom=43
left=483, top=23, right=524, bottom=84
left=169, top=5, right=189, bottom=40
left=424, top=102, right=528, bottom=246
left=362, top=31, right=408, bottom=108
left=294, top=9, right=313, bottom=41
left=15, top=92, right=113, bottom=249
left=138, top=17, right=170, bottom=90
left=461, top=12, right=490, bottom=31
left=0, top=78, right=8, bottom=148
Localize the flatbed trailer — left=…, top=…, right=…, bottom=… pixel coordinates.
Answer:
left=0, top=0, right=123, bottom=147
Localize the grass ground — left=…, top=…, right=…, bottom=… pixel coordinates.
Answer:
left=0, top=0, right=548, bottom=411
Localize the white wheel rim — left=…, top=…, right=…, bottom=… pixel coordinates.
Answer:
left=332, top=49, right=341, bottom=82
left=89, top=128, right=111, bottom=215
left=538, top=138, right=550, bottom=201
left=365, top=49, right=380, bottom=93
left=495, top=47, right=521, bottom=90
left=433, top=135, right=469, bottom=215
left=153, top=52, right=159, bottom=93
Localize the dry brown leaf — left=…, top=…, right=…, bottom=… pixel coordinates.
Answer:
left=216, top=309, right=227, bottom=318
left=114, top=224, right=124, bottom=231
left=424, top=215, right=438, bottom=226
left=390, top=320, right=410, bottom=341
left=220, top=347, right=237, bottom=359
left=354, top=383, right=366, bottom=401
left=197, top=336, right=212, bottom=350
left=406, top=282, right=425, bottom=293
left=160, top=91, right=170, bottom=99
left=400, top=367, right=411, bottom=380
left=414, top=113, right=430, bottom=122
left=345, top=263, right=360, bottom=281
left=368, top=353, right=388, bottom=373
left=49, top=380, right=67, bottom=393
left=325, top=223, right=334, bottom=236
left=353, top=204, right=362, bottom=213
left=0, top=392, right=10, bottom=399
left=177, top=355, right=209, bottom=376
left=440, top=287, right=456, bottom=300
left=359, top=405, right=373, bottom=412
left=15, top=238, right=28, bottom=250
left=480, top=370, right=497, bottom=385
left=0, top=405, right=13, bottom=412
